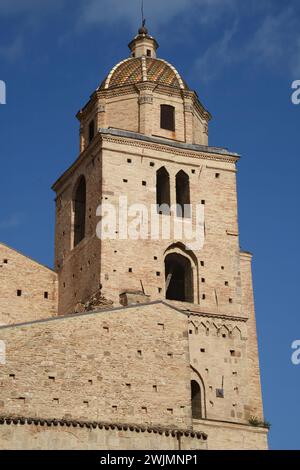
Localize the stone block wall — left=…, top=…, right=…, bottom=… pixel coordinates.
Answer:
left=0, top=243, right=57, bottom=325
left=0, top=303, right=191, bottom=429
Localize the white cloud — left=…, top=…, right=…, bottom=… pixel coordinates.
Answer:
left=194, top=4, right=300, bottom=82
left=78, top=0, right=237, bottom=30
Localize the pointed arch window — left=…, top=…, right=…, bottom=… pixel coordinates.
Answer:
left=176, top=170, right=191, bottom=218
left=73, top=176, right=86, bottom=247
left=156, top=167, right=170, bottom=215
left=191, top=380, right=202, bottom=419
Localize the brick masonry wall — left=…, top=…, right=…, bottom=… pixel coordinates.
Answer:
left=193, top=420, right=268, bottom=450
left=99, top=135, right=241, bottom=314
left=0, top=243, right=57, bottom=325
left=0, top=421, right=207, bottom=450
left=0, top=300, right=267, bottom=449
left=54, top=132, right=241, bottom=317
left=0, top=303, right=192, bottom=429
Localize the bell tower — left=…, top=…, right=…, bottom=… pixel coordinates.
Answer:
left=52, top=26, right=266, bottom=440
left=53, top=24, right=213, bottom=315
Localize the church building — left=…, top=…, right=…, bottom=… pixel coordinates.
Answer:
left=0, top=24, right=268, bottom=450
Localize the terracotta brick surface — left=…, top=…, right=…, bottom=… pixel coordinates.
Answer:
left=0, top=29, right=267, bottom=449
left=0, top=243, right=57, bottom=325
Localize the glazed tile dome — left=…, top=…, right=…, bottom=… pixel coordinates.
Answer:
left=99, top=56, right=189, bottom=91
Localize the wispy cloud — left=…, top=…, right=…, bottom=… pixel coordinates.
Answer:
left=195, top=21, right=239, bottom=82
left=78, top=0, right=238, bottom=30
left=0, top=213, right=26, bottom=230
left=0, top=36, right=24, bottom=62
left=195, top=3, right=300, bottom=82
left=248, top=7, right=300, bottom=78
left=0, top=0, right=61, bottom=17
left=1, top=0, right=300, bottom=80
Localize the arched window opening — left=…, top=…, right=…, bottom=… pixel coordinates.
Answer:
left=191, top=380, right=202, bottom=419
left=88, top=120, right=95, bottom=143
left=73, top=176, right=86, bottom=247
left=165, top=253, right=193, bottom=302
left=156, top=167, right=170, bottom=215
left=176, top=170, right=190, bottom=218
left=160, top=105, right=175, bottom=131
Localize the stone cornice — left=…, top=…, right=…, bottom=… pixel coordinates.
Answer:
left=186, top=311, right=248, bottom=323
left=52, top=129, right=239, bottom=193
left=100, top=129, right=239, bottom=164
left=0, top=416, right=207, bottom=440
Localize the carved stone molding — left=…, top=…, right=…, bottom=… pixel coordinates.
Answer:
left=139, top=95, right=153, bottom=105
left=101, top=135, right=239, bottom=164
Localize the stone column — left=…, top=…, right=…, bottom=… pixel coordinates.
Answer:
left=136, top=83, right=156, bottom=136
left=96, top=98, right=106, bottom=130
left=183, top=91, right=195, bottom=144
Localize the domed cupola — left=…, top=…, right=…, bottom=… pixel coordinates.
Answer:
left=99, top=23, right=188, bottom=91
left=77, top=23, right=211, bottom=151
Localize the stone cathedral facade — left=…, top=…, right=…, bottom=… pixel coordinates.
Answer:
left=0, top=26, right=268, bottom=450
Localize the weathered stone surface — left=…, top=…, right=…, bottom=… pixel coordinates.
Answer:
left=0, top=26, right=267, bottom=450
left=0, top=243, right=57, bottom=326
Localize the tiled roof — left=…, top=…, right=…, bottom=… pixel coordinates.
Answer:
left=100, top=57, right=188, bottom=90
left=0, top=416, right=207, bottom=440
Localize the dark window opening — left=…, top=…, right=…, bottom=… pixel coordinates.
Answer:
left=73, top=176, right=86, bottom=247
left=3, top=259, right=8, bottom=264
left=165, top=253, right=193, bottom=302
left=147, top=49, right=152, bottom=57
left=160, top=105, right=175, bottom=131
left=44, top=292, right=49, bottom=299
left=176, top=170, right=191, bottom=218
left=17, top=290, right=22, bottom=297
left=191, top=380, right=202, bottom=419
left=88, top=120, right=95, bottom=143
left=156, top=167, right=170, bottom=215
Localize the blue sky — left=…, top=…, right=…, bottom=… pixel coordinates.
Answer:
left=0, top=0, right=300, bottom=450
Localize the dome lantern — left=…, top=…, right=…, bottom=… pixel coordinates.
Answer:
left=128, top=21, right=159, bottom=59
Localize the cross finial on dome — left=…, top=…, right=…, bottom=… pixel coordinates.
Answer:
left=138, top=19, right=148, bottom=36
left=138, top=0, right=148, bottom=35
left=128, top=3, right=159, bottom=59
